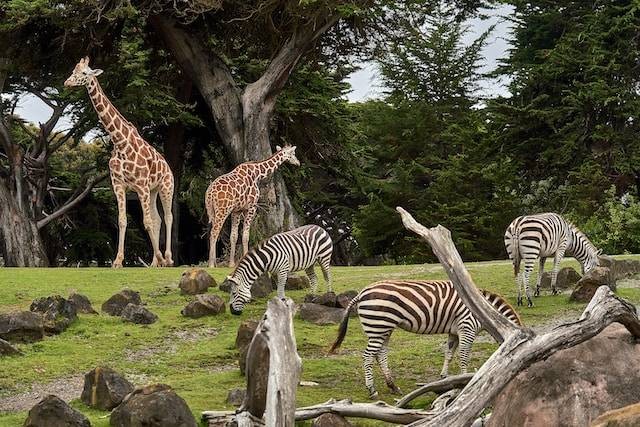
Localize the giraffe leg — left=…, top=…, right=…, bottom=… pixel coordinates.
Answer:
left=159, top=179, right=174, bottom=267
left=318, top=254, right=333, bottom=293
left=535, top=256, right=546, bottom=297
left=149, top=190, right=162, bottom=267
left=208, top=209, right=230, bottom=268
left=441, top=333, right=459, bottom=378
left=113, top=182, right=127, bottom=268
left=228, top=212, right=241, bottom=268
left=139, top=191, right=164, bottom=267
left=241, top=206, right=257, bottom=260
left=377, top=335, right=401, bottom=394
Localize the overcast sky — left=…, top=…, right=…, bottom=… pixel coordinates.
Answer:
left=14, top=4, right=514, bottom=130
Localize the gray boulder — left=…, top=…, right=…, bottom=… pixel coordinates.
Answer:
left=0, top=337, right=22, bottom=355
left=81, top=367, right=134, bottom=410
left=298, top=303, right=344, bottom=325
left=336, top=290, right=358, bottom=309
left=0, top=311, right=44, bottom=343
left=235, top=320, right=259, bottom=375
left=23, top=395, right=90, bottom=427
left=179, top=268, right=216, bottom=295
left=251, top=274, right=273, bottom=298
left=30, top=295, right=77, bottom=334
left=489, top=324, right=640, bottom=427
left=120, top=304, right=157, bottom=325
left=312, top=413, right=352, bottom=427
left=570, top=267, right=616, bottom=302
left=181, top=294, right=225, bottom=318
left=102, top=290, right=142, bottom=316
left=539, top=267, right=582, bottom=290
left=225, top=388, right=246, bottom=406
left=284, top=275, right=311, bottom=290
left=69, top=293, right=98, bottom=314
left=304, top=292, right=337, bottom=307
left=110, top=384, right=197, bottom=427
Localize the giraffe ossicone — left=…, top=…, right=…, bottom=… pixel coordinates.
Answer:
left=65, top=57, right=175, bottom=268
left=205, top=145, right=300, bottom=268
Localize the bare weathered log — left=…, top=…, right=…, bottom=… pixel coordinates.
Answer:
left=395, top=207, right=640, bottom=427
left=396, top=373, right=474, bottom=408
left=295, top=399, right=436, bottom=424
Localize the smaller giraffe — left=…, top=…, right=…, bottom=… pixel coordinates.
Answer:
left=205, top=146, right=300, bottom=267
left=64, top=57, right=174, bottom=267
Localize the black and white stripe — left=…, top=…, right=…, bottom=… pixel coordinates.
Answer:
left=329, top=280, right=521, bottom=399
left=504, top=212, right=601, bottom=307
left=225, top=224, right=333, bottom=315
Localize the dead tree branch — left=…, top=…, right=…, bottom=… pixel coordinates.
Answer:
left=395, top=373, right=474, bottom=409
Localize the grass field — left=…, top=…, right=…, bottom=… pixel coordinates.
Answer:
left=1, top=257, right=639, bottom=426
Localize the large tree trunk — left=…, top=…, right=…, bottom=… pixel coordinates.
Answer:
left=0, top=181, right=48, bottom=266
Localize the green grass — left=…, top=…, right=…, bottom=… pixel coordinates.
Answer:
left=1, top=257, right=639, bottom=427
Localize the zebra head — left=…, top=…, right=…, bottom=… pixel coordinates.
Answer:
left=276, top=145, right=300, bottom=166
left=583, top=248, right=602, bottom=274
left=227, top=275, right=252, bottom=315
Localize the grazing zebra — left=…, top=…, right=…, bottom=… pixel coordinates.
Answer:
left=223, top=224, right=333, bottom=315
left=329, top=280, right=521, bottom=399
left=504, top=212, right=601, bottom=307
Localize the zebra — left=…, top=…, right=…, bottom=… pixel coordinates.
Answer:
left=504, top=212, right=601, bottom=307
left=329, top=280, right=521, bottom=399
left=223, top=224, right=333, bottom=315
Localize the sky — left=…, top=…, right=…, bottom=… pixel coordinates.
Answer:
left=14, top=4, right=515, bottom=130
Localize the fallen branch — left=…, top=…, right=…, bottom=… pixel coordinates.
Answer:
left=396, top=373, right=474, bottom=408
left=294, top=399, right=436, bottom=424
left=395, top=207, right=640, bottom=427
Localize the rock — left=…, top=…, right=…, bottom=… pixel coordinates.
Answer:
left=488, top=324, right=640, bottom=427
left=591, top=402, right=640, bottom=427
left=235, top=320, right=259, bottom=376
left=30, top=295, right=78, bottom=334
left=102, top=290, right=142, bottom=316
left=539, top=267, right=582, bottom=290
left=312, top=413, right=352, bottom=427
left=251, top=273, right=273, bottom=298
left=225, top=388, right=246, bottom=406
left=179, top=268, right=216, bottom=295
left=219, top=280, right=231, bottom=293
left=570, top=267, right=616, bottom=302
left=598, top=256, right=640, bottom=281
left=298, top=303, right=345, bottom=325
left=120, top=304, right=157, bottom=325
left=304, top=292, right=337, bottom=307
left=80, top=367, right=134, bottom=410
left=0, top=311, right=44, bottom=343
left=68, top=293, right=98, bottom=315
left=23, top=395, right=90, bottom=427
left=284, top=275, right=310, bottom=290
left=0, top=337, right=22, bottom=355
left=181, top=294, right=225, bottom=318
left=336, top=290, right=358, bottom=309
left=110, top=384, right=197, bottom=427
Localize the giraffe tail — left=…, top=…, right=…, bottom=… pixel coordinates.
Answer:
left=329, top=292, right=361, bottom=354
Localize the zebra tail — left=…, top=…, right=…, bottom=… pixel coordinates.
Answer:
left=329, top=293, right=361, bottom=354
left=511, top=229, right=521, bottom=276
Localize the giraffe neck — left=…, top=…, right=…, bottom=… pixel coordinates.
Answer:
left=252, top=151, right=286, bottom=181
left=85, top=77, right=135, bottom=152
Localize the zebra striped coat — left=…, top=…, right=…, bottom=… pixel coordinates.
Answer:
left=225, top=224, right=333, bottom=315
left=329, top=280, right=521, bottom=399
left=504, top=212, right=600, bottom=307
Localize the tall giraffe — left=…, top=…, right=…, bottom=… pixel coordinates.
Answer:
left=64, top=57, right=174, bottom=267
left=205, top=145, right=300, bottom=267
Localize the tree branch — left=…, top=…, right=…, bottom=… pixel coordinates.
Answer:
left=396, top=206, right=519, bottom=343
left=36, top=171, right=108, bottom=229
left=395, top=373, right=474, bottom=408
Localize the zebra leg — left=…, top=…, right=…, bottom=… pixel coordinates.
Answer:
left=319, top=255, right=333, bottom=293
left=457, top=328, right=477, bottom=374
left=275, top=267, right=288, bottom=300
left=551, top=246, right=566, bottom=295
left=440, top=334, right=459, bottom=378
left=535, top=257, right=546, bottom=297
left=305, top=266, right=319, bottom=294
left=522, top=260, right=535, bottom=307
left=516, top=272, right=524, bottom=306
left=363, top=335, right=385, bottom=399
left=377, top=338, right=401, bottom=395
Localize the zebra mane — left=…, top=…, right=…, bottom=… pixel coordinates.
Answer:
left=569, top=223, right=599, bottom=256
left=480, top=289, right=523, bottom=326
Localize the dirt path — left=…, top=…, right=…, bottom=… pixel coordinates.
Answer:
left=0, top=375, right=84, bottom=412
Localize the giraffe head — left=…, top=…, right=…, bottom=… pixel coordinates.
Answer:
left=276, top=145, right=300, bottom=166
left=64, top=57, right=103, bottom=87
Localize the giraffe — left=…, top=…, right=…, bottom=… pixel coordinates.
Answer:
left=205, top=145, right=300, bottom=268
left=64, top=57, right=174, bottom=268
